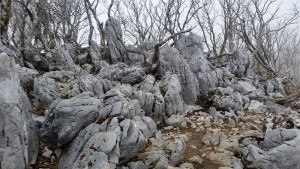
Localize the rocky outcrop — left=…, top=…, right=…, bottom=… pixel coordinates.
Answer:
left=2, top=21, right=298, bottom=169
left=245, top=128, right=300, bottom=169
left=33, top=76, right=61, bottom=110
left=176, top=33, right=215, bottom=97
left=58, top=116, right=156, bottom=169
left=0, top=53, right=38, bottom=169
left=22, top=49, right=49, bottom=71
left=39, top=93, right=101, bottom=146
left=48, top=44, right=81, bottom=72
left=99, top=62, right=145, bottom=86
left=105, top=18, right=128, bottom=64
left=159, top=45, right=199, bottom=105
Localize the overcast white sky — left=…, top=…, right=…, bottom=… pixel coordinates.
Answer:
left=90, top=0, right=300, bottom=44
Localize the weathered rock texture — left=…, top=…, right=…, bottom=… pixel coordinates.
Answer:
left=0, top=53, right=38, bottom=169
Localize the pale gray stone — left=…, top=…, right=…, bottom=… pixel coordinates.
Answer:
left=159, top=45, right=200, bottom=104
left=165, top=115, right=187, bottom=127
left=22, top=49, right=49, bottom=71
left=0, top=53, right=38, bottom=168
left=105, top=18, right=128, bottom=64
left=245, top=128, right=300, bottom=169
left=99, top=63, right=145, bottom=86
left=48, top=44, right=81, bottom=72
left=161, top=74, right=184, bottom=116
left=166, top=137, right=186, bottom=166
left=39, top=93, right=101, bottom=146
left=17, top=66, right=39, bottom=90
left=33, top=76, right=61, bottom=110
left=176, top=33, right=215, bottom=97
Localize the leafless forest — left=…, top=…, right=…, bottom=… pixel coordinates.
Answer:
left=1, top=0, right=300, bottom=82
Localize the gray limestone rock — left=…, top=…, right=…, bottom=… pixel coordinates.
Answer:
left=224, top=52, right=253, bottom=78
left=43, top=70, right=75, bottom=83
left=72, top=132, right=119, bottom=169
left=166, top=137, right=186, bottom=166
left=88, top=41, right=103, bottom=71
left=248, top=100, right=267, bottom=114
left=17, top=65, right=39, bottom=90
left=131, top=90, right=165, bottom=124
left=127, top=161, right=149, bottom=169
left=78, top=74, right=113, bottom=98
left=99, top=89, right=144, bottom=120
left=245, top=128, right=300, bottom=169
left=159, top=45, right=200, bottom=104
left=39, top=93, right=101, bottom=146
left=176, top=33, right=215, bottom=97
left=33, top=76, right=61, bottom=110
left=105, top=18, right=128, bottom=64
left=135, top=75, right=160, bottom=94
left=22, top=49, right=49, bottom=71
left=59, top=116, right=154, bottom=168
left=99, top=63, right=146, bottom=86
left=58, top=123, right=119, bottom=169
left=133, top=116, right=157, bottom=141
left=237, top=80, right=257, bottom=93
left=161, top=74, right=184, bottom=117
left=126, top=45, right=146, bottom=66
left=0, top=53, right=38, bottom=169
left=0, top=41, right=24, bottom=66
left=212, top=91, right=243, bottom=111
left=165, top=115, right=187, bottom=127
left=48, top=44, right=81, bottom=72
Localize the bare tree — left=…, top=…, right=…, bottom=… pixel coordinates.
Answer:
left=236, top=0, right=300, bottom=72
left=9, top=0, right=88, bottom=49
left=111, top=0, right=203, bottom=45
left=0, top=0, right=13, bottom=41
left=84, top=0, right=106, bottom=45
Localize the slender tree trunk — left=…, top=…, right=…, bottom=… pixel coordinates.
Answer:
left=0, top=0, right=13, bottom=41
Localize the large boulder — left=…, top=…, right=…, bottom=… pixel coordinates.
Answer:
left=39, top=93, right=101, bottom=146
left=33, top=76, right=61, bottom=110
left=176, top=33, right=215, bottom=96
left=59, top=116, right=156, bottom=168
left=105, top=18, right=128, bottom=64
left=17, top=65, right=39, bottom=91
left=245, top=128, right=300, bottom=169
left=0, top=41, right=24, bottom=66
left=131, top=90, right=165, bottom=124
left=0, top=53, right=38, bottom=169
left=159, top=45, right=199, bottom=105
left=160, top=74, right=184, bottom=117
left=224, top=51, right=253, bottom=78
left=22, top=49, right=49, bottom=71
left=99, top=89, right=144, bottom=120
left=58, top=123, right=119, bottom=169
left=99, top=62, right=145, bottom=86
left=134, top=75, right=160, bottom=94
left=78, top=74, right=113, bottom=98
left=88, top=40, right=104, bottom=71
left=47, top=44, right=81, bottom=72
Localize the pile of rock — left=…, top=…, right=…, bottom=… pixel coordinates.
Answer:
left=1, top=18, right=300, bottom=169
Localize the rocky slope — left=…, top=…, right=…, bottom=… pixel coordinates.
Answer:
left=1, top=18, right=300, bottom=169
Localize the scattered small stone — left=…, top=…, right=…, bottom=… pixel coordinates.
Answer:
left=164, top=126, right=174, bottom=130
left=179, top=162, right=194, bottom=169
left=191, top=145, right=197, bottom=149
left=227, top=118, right=236, bottom=128
left=188, top=155, right=203, bottom=165
left=204, top=119, right=211, bottom=128
left=42, top=147, right=53, bottom=159
left=209, top=107, right=218, bottom=120
left=191, top=123, right=197, bottom=129
left=195, top=126, right=205, bottom=132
